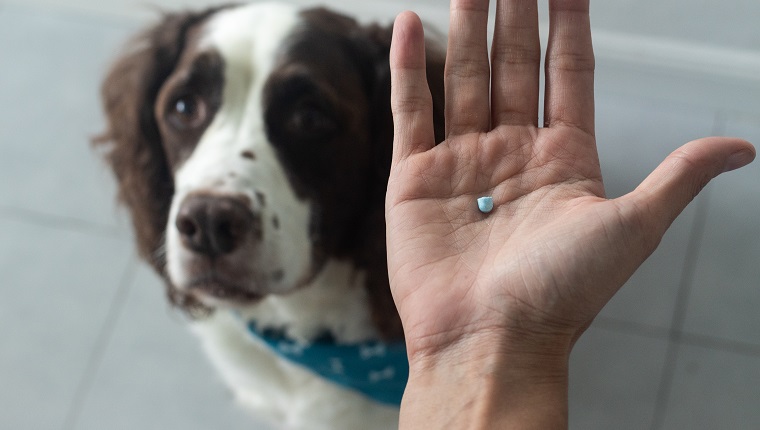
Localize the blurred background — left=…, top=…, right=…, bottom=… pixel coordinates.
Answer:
left=1, top=0, right=758, bottom=428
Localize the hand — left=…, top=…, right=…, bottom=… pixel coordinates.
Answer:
left=386, top=0, right=754, bottom=424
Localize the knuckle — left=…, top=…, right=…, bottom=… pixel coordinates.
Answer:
left=391, top=90, right=432, bottom=115
left=492, top=41, right=542, bottom=66
left=445, top=58, right=490, bottom=81
left=668, top=150, right=714, bottom=200
left=546, top=51, right=595, bottom=73
left=451, top=0, right=489, bottom=13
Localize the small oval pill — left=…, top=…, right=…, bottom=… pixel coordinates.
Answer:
left=477, top=196, right=494, bottom=213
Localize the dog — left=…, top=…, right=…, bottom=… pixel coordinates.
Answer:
left=96, top=2, right=444, bottom=428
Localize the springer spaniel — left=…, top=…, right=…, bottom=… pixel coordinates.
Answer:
left=96, top=3, right=444, bottom=429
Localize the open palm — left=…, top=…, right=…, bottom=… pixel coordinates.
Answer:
left=386, top=0, right=754, bottom=363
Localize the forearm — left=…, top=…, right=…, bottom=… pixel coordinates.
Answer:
left=399, top=338, right=570, bottom=429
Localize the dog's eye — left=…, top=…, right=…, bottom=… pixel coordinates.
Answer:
left=286, top=106, right=337, bottom=138
left=168, top=94, right=207, bottom=130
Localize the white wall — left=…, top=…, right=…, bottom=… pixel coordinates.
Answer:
left=13, top=0, right=760, bottom=52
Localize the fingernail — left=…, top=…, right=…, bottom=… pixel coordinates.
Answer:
left=723, top=149, right=755, bottom=173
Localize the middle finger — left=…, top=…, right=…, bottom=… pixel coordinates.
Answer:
left=490, top=0, right=541, bottom=127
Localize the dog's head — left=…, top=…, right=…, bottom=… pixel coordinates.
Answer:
left=96, top=3, right=444, bottom=338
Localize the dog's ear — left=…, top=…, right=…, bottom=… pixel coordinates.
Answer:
left=94, top=8, right=223, bottom=272
left=354, top=22, right=447, bottom=341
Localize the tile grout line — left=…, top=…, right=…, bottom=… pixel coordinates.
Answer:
left=648, top=191, right=711, bottom=430
left=648, top=113, right=726, bottom=430
left=0, top=204, right=125, bottom=239
left=61, top=254, right=139, bottom=430
left=595, top=315, right=760, bottom=358
left=593, top=316, right=671, bottom=340
left=679, top=331, right=760, bottom=358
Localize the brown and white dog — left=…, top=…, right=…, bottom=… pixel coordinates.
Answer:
left=96, top=2, right=443, bottom=428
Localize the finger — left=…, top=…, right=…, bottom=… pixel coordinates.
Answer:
left=445, top=0, right=491, bottom=136
left=491, top=0, right=541, bottom=127
left=390, top=11, right=435, bottom=164
left=629, top=137, right=755, bottom=235
left=544, top=0, right=595, bottom=135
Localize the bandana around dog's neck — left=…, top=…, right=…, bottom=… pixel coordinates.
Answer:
left=245, top=320, right=408, bottom=406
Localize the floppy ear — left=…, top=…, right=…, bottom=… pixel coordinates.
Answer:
left=94, top=8, right=223, bottom=273
left=354, top=22, right=447, bottom=341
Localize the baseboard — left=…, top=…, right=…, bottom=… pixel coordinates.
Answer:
left=590, top=28, right=760, bottom=117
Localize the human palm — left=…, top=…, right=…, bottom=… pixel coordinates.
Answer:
left=385, top=1, right=754, bottom=363
left=386, top=123, right=638, bottom=360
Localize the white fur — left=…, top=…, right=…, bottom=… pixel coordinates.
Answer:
left=191, top=261, right=399, bottom=430
left=161, top=4, right=399, bottom=428
left=238, top=260, right=378, bottom=344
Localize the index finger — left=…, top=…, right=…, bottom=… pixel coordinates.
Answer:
left=544, top=0, right=595, bottom=135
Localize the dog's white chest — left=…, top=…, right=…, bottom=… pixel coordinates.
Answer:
left=190, top=311, right=400, bottom=430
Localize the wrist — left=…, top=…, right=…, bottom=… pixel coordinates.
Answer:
left=400, top=330, right=571, bottom=429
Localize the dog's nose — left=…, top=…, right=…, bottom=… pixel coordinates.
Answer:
left=175, top=194, right=259, bottom=257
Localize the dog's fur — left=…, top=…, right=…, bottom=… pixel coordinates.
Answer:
left=96, top=3, right=444, bottom=429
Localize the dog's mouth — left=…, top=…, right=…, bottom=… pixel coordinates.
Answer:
left=185, top=272, right=264, bottom=304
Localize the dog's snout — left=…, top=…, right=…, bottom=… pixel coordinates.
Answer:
left=176, top=194, right=259, bottom=256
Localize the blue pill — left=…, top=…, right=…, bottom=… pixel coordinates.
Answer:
left=477, top=196, right=494, bottom=213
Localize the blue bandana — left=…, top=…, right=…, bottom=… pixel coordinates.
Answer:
left=246, top=321, right=409, bottom=406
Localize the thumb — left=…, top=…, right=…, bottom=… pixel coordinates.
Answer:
left=628, top=137, right=755, bottom=234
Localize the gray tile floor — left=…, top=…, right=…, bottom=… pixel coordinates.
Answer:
left=1, top=1, right=759, bottom=429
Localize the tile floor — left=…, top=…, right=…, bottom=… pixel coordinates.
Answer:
left=1, top=1, right=758, bottom=429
